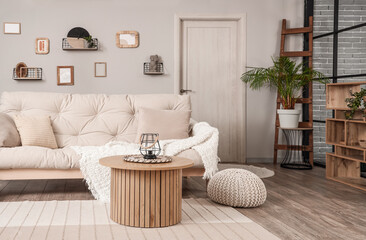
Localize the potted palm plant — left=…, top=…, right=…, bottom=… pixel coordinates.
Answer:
left=241, top=57, right=328, bottom=128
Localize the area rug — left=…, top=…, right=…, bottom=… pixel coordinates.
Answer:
left=218, top=164, right=275, bottom=178
left=0, top=198, right=279, bottom=240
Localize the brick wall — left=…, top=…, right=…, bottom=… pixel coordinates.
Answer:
left=313, top=0, right=366, bottom=164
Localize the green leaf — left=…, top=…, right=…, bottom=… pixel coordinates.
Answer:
left=241, top=57, right=329, bottom=109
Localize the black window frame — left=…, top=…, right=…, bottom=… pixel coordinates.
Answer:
left=307, top=0, right=366, bottom=124
left=305, top=0, right=366, bottom=166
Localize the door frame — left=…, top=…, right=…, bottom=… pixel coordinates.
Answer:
left=173, top=14, right=247, bottom=163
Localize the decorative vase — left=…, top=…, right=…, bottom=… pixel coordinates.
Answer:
left=277, top=109, right=301, bottom=128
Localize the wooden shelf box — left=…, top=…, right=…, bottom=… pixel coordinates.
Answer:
left=325, top=119, right=345, bottom=145
left=326, top=82, right=365, bottom=110
left=326, top=81, right=366, bottom=191
left=346, top=121, right=366, bottom=148
left=334, top=145, right=364, bottom=162
left=326, top=153, right=366, bottom=191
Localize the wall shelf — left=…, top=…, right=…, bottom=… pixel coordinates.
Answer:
left=62, top=38, right=98, bottom=51
left=143, top=62, right=164, bottom=75
left=12, top=67, right=42, bottom=80
left=326, top=81, right=366, bottom=191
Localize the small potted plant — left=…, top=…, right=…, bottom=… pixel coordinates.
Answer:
left=345, top=89, right=366, bottom=120
left=241, top=57, right=328, bottom=128
left=83, top=35, right=95, bottom=48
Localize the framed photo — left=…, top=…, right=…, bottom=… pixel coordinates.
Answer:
left=116, top=31, right=139, bottom=48
left=57, top=66, right=74, bottom=86
left=3, top=22, right=21, bottom=34
left=94, top=62, right=107, bottom=77
left=35, top=38, right=50, bottom=54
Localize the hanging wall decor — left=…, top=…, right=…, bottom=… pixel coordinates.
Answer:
left=3, top=22, right=21, bottom=34
left=57, top=66, right=74, bottom=85
left=13, top=62, right=42, bottom=80
left=35, top=38, right=50, bottom=54
left=62, top=27, right=98, bottom=50
left=94, top=62, right=107, bottom=77
left=116, top=31, right=139, bottom=48
left=144, top=55, right=164, bottom=75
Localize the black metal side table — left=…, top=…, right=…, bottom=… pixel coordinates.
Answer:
left=280, top=128, right=313, bottom=170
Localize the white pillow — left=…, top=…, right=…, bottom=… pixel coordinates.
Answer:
left=13, top=115, right=58, bottom=149
left=0, top=113, right=21, bottom=147
left=135, top=108, right=191, bottom=142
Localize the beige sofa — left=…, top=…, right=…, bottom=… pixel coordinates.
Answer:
left=0, top=92, right=204, bottom=180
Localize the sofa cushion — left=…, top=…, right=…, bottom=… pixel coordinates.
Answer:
left=177, top=149, right=203, bottom=168
left=0, top=92, right=191, bottom=148
left=0, top=113, right=21, bottom=147
left=0, top=146, right=80, bottom=169
left=0, top=147, right=203, bottom=169
left=13, top=115, right=58, bottom=149
left=135, top=108, right=191, bottom=142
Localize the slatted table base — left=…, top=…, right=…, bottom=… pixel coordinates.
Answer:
left=110, top=168, right=182, bottom=227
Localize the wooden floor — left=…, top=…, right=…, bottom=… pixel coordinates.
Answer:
left=1, top=164, right=366, bottom=240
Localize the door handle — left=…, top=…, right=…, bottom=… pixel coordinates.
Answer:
left=180, top=89, right=193, bottom=94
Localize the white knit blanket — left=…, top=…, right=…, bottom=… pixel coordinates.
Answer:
left=72, top=122, right=219, bottom=202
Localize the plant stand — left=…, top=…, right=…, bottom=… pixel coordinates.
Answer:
left=274, top=16, right=314, bottom=166
left=280, top=128, right=313, bottom=170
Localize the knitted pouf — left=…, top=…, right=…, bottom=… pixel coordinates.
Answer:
left=207, top=169, right=267, bottom=208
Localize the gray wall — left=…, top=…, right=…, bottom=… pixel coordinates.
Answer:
left=0, top=0, right=303, bottom=160
left=313, top=0, right=366, bottom=164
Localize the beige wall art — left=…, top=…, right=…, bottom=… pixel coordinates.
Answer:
left=57, top=66, right=74, bottom=85
left=3, top=22, right=21, bottom=34
left=116, top=31, right=139, bottom=48
left=35, top=38, right=50, bottom=54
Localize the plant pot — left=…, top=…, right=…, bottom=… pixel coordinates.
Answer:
left=277, top=109, right=301, bottom=128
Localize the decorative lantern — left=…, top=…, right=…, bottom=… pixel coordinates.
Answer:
left=139, top=133, right=161, bottom=159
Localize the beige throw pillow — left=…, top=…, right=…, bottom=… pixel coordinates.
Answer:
left=13, top=115, right=58, bottom=149
left=0, top=113, right=21, bottom=147
left=136, top=108, right=191, bottom=142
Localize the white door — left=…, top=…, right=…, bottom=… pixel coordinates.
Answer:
left=176, top=16, right=246, bottom=163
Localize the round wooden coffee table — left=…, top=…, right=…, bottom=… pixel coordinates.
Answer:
left=99, top=155, right=194, bottom=228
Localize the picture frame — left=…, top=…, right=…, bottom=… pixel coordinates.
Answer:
left=35, top=38, right=50, bottom=54
left=116, top=31, right=139, bottom=48
left=3, top=22, right=21, bottom=34
left=94, top=62, right=107, bottom=77
left=57, top=66, right=74, bottom=86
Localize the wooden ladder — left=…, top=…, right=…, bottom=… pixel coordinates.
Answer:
left=273, top=16, right=314, bottom=165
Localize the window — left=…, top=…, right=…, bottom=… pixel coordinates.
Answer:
left=311, top=0, right=366, bottom=165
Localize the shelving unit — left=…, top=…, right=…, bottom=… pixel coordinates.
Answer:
left=62, top=38, right=98, bottom=51
left=143, top=62, right=164, bottom=75
left=12, top=67, right=42, bottom=80
left=326, top=81, right=366, bottom=191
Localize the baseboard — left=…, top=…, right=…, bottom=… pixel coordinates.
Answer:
left=245, top=158, right=274, bottom=164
